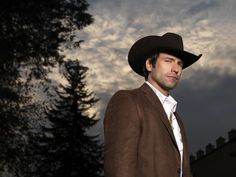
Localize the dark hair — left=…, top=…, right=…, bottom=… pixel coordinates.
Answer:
left=143, top=53, right=159, bottom=80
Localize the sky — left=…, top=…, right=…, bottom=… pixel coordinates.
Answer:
left=64, top=0, right=236, bottom=155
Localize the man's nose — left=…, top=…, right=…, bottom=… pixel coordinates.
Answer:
left=171, top=62, right=180, bottom=73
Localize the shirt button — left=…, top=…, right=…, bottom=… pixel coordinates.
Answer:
left=177, top=168, right=181, bottom=174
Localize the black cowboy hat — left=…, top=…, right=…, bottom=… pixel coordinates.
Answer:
left=128, top=32, right=202, bottom=76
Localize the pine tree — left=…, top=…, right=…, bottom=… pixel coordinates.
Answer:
left=39, top=59, right=103, bottom=177
left=0, top=0, right=94, bottom=175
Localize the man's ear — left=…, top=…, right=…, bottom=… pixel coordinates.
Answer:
left=145, top=58, right=152, bottom=72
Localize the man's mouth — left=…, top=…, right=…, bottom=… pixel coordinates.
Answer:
left=167, top=75, right=178, bottom=81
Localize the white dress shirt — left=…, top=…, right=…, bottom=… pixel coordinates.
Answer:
left=145, top=81, right=183, bottom=177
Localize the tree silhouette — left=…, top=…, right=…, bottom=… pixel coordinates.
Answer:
left=0, top=0, right=93, bottom=64
left=0, top=0, right=94, bottom=176
left=37, top=59, right=103, bottom=177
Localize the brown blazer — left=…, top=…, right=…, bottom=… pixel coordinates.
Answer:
left=104, top=83, right=193, bottom=177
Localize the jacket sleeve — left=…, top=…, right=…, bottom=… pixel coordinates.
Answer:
left=104, top=90, right=141, bottom=177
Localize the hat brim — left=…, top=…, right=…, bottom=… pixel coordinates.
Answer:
left=128, top=36, right=202, bottom=76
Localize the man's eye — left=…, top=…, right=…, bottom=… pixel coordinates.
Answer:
left=178, top=62, right=184, bottom=67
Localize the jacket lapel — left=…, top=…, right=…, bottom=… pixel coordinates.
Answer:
left=139, top=83, right=179, bottom=151
left=175, top=112, right=189, bottom=168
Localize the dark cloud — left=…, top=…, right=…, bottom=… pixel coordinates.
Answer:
left=172, top=68, right=236, bottom=153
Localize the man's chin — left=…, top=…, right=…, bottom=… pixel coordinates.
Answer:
left=166, top=83, right=178, bottom=90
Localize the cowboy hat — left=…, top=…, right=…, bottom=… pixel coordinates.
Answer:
left=128, top=32, right=202, bottom=76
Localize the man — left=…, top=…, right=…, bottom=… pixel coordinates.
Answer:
left=104, top=32, right=202, bottom=177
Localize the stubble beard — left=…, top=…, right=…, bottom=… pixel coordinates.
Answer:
left=157, top=77, right=179, bottom=92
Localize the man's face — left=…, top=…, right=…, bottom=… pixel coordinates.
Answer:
left=146, top=53, right=183, bottom=95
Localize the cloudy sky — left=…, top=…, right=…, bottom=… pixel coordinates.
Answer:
left=65, top=0, right=236, bottom=155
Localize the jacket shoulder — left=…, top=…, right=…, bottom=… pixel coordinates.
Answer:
left=112, top=87, right=141, bottom=98
left=108, top=87, right=144, bottom=106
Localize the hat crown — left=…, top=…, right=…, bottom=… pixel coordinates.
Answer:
left=161, top=33, right=183, bottom=50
